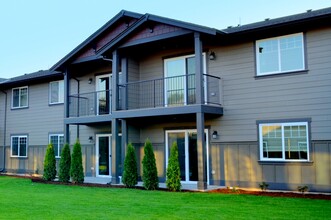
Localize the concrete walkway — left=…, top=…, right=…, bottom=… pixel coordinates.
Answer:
left=84, top=177, right=223, bottom=191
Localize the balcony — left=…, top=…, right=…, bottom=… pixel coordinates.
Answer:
left=68, top=74, right=222, bottom=120
left=69, top=90, right=111, bottom=117
left=118, top=74, right=222, bottom=110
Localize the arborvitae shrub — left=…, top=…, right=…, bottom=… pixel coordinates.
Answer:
left=43, top=143, right=57, bottom=181
left=59, top=143, right=71, bottom=182
left=122, top=143, right=138, bottom=188
left=142, top=139, right=158, bottom=190
left=166, top=141, right=181, bottom=191
left=70, top=140, right=84, bottom=184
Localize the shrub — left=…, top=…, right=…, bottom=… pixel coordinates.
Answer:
left=297, top=185, right=309, bottom=194
left=43, top=143, right=57, bottom=181
left=59, top=143, right=71, bottom=182
left=122, top=143, right=138, bottom=188
left=259, top=182, right=269, bottom=192
left=70, top=140, right=84, bottom=184
left=166, top=141, right=181, bottom=191
left=142, top=139, right=158, bottom=190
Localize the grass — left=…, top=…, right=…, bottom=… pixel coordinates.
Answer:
left=0, top=176, right=330, bottom=219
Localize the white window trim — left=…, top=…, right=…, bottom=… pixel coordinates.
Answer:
left=256, top=33, right=305, bottom=76
left=49, top=134, right=64, bottom=158
left=49, top=80, right=64, bottom=105
left=11, top=135, right=28, bottom=158
left=11, top=86, right=29, bottom=109
left=259, top=122, right=309, bottom=162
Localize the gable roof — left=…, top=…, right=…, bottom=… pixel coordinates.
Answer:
left=52, top=11, right=225, bottom=71
left=96, top=13, right=225, bottom=55
left=50, top=10, right=142, bottom=72
left=0, top=70, right=61, bottom=88
left=222, top=7, right=331, bottom=34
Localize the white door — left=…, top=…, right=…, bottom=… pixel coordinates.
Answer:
left=166, top=129, right=209, bottom=184
left=96, top=134, right=112, bottom=177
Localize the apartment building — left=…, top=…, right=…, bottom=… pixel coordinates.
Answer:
left=1, top=8, right=330, bottom=191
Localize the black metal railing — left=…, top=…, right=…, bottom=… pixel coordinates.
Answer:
left=69, top=90, right=111, bottom=117
left=118, top=74, right=222, bottom=110
left=68, top=74, right=222, bottom=117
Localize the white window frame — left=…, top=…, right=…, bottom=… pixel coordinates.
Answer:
left=49, top=134, right=64, bottom=158
left=165, top=129, right=209, bottom=184
left=259, top=122, right=309, bottom=162
left=11, top=135, right=28, bottom=158
left=12, top=86, right=28, bottom=109
left=164, top=53, right=207, bottom=106
left=256, top=33, right=305, bottom=76
left=49, top=80, right=64, bottom=104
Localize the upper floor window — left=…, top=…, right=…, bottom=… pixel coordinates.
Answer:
left=11, top=135, right=28, bottom=157
left=256, top=33, right=305, bottom=76
left=259, top=121, right=309, bottom=162
left=49, top=134, right=64, bottom=158
left=49, top=80, right=64, bottom=104
left=12, top=86, right=28, bottom=109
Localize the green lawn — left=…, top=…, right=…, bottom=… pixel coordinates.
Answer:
left=0, top=176, right=330, bottom=219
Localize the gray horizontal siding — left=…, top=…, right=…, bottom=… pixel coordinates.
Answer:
left=5, top=83, right=64, bottom=146
left=208, top=27, right=331, bottom=142
left=213, top=140, right=331, bottom=192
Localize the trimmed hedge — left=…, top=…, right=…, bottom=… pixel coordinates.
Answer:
left=142, top=139, right=158, bottom=190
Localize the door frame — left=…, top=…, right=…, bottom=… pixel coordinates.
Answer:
left=165, top=129, right=209, bottom=184
left=95, top=74, right=111, bottom=115
left=96, top=134, right=112, bottom=178
left=163, top=53, right=207, bottom=107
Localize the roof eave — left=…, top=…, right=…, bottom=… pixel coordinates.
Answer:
left=50, top=10, right=143, bottom=72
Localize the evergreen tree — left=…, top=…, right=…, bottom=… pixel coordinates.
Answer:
left=166, top=141, right=181, bottom=191
left=59, top=143, right=71, bottom=182
left=142, top=139, right=158, bottom=190
left=122, top=143, right=138, bottom=188
left=43, top=143, right=57, bottom=181
left=70, top=140, right=84, bottom=183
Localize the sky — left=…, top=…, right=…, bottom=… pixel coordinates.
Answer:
left=0, top=0, right=330, bottom=79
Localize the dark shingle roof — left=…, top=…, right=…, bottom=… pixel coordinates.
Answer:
left=0, top=70, right=61, bottom=87
left=222, top=7, right=331, bottom=34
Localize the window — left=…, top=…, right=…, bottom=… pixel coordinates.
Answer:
left=49, top=134, right=64, bottom=158
left=259, top=122, right=309, bottom=161
left=49, top=80, right=64, bottom=104
left=256, top=33, right=305, bottom=76
left=164, top=54, right=206, bottom=106
left=12, top=86, right=28, bottom=108
left=11, top=135, right=28, bottom=157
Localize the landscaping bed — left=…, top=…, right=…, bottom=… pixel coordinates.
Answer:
left=209, top=188, right=331, bottom=200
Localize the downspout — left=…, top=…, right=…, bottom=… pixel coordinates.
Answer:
left=0, top=90, right=7, bottom=173
left=72, top=77, right=80, bottom=138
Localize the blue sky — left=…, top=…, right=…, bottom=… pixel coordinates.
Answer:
left=0, top=0, right=330, bottom=78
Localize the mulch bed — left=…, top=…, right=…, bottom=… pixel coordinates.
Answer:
left=3, top=174, right=330, bottom=200
left=209, top=188, right=331, bottom=200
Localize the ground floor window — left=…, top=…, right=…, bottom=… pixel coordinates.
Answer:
left=259, top=121, right=309, bottom=161
left=49, top=134, right=64, bottom=158
left=11, top=135, right=28, bottom=157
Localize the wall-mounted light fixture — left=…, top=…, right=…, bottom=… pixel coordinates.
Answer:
left=209, top=51, right=216, bottom=60
left=88, top=78, right=93, bottom=84
left=88, top=136, right=93, bottom=143
left=212, top=131, right=218, bottom=139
